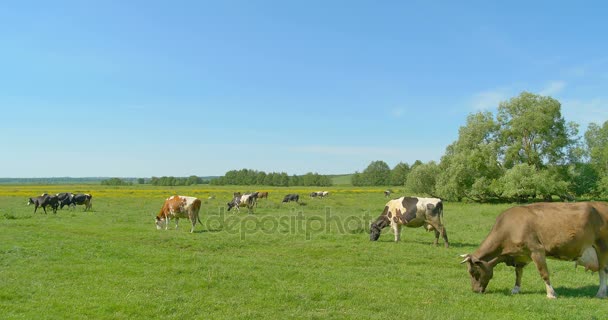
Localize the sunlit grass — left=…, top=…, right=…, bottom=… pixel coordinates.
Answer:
left=1, top=185, right=605, bottom=319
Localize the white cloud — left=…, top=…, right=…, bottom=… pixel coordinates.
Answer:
left=539, top=81, right=567, bottom=96
left=471, top=89, right=508, bottom=110
left=561, top=98, right=608, bottom=129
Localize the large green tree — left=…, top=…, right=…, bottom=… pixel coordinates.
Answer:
left=436, top=111, right=502, bottom=201
left=585, top=120, right=608, bottom=196
left=390, top=162, right=410, bottom=186
left=362, top=160, right=391, bottom=186
left=406, top=161, right=440, bottom=197
left=497, top=92, right=576, bottom=168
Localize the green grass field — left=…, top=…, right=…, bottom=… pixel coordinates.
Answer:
left=1, top=185, right=606, bottom=319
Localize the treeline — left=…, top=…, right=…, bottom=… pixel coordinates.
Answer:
left=355, top=92, right=608, bottom=203
left=210, top=169, right=332, bottom=186
left=0, top=177, right=106, bottom=184
left=100, top=176, right=211, bottom=186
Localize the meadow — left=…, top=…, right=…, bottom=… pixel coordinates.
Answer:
left=0, top=185, right=606, bottom=319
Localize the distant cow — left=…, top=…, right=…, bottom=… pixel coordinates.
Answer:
left=282, top=194, right=299, bottom=203
left=370, top=197, right=448, bottom=247
left=384, top=190, right=391, bottom=198
left=310, top=191, right=329, bottom=198
left=27, top=194, right=59, bottom=214
left=71, top=193, right=93, bottom=211
left=227, top=193, right=256, bottom=213
left=460, top=202, right=608, bottom=299
left=257, top=192, right=269, bottom=199
left=56, top=192, right=74, bottom=209
left=155, top=195, right=202, bottom=233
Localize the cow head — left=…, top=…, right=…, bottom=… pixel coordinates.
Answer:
left=155, top=217, right=166, bottom=230
left=369, top=217, right=389, bottom=241
left=27, top=198, right=34, bottom=205
left=460, top=254, right=494, bottom=293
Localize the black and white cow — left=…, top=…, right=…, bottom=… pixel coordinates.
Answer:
left=71, top=193, right=93, bottom=211
left=227, top=193, right=256, bottom=213
left=370, top=197, right=449, bottom=247
left=56, top=192, right=74, bottom=209
left=27, top=194, right=59, bottom=214
left=310, top=191, right=329, bottom=198
left=282, top=194, right=299, bottom=203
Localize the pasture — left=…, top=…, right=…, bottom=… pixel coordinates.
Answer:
left=0, top=185, right=606, bottom=319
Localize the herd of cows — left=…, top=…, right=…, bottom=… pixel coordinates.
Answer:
left=27, top=192, right=93, bottom=214
left=25, top=189, right=608, bottom=299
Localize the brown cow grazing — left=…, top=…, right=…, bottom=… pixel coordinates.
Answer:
left=460, top=202, right=608, bottom=299
left=370, top=197, right=448, bottom=247
left=257, top=192, right=269, bottom=199
left=155, top=195, right=202, bottom=233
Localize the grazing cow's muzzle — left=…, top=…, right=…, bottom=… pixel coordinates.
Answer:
left=369, top=224, right=382, bottom=241
left=155, top=218, right=165, bottom=230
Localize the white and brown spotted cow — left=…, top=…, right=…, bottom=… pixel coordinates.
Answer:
left=155, top=195, right=202, bottom=233
left=370, top=197, right=448, bottom=247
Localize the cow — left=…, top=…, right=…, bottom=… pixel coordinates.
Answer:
left=56, top=192, right=74, bottom=209
left=155, top=195, right=203, bottom=233
left=310, top=191, right=329, bottom=198
left=227, top=193, right=256, bottom=213
left=384, top=190, right=391, bottom=198
left=71, top=193, right=93, bottom=211
left=282, top=194, right=299, bottom=203
left=257, top=192, right=269, bottom=199
left=27, top=194, right=59, bottom=214
left=460, top=202, right=608, bottom=299
left=369, top=197, right=448, bottom=247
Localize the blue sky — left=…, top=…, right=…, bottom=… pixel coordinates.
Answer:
left=1, top=1, right=607, bottom=177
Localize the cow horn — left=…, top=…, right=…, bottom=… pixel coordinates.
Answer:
left=460, top=254, right=471, bottom=264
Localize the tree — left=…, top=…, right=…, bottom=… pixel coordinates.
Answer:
left=390, top=162, right=410, bottom=186
left=137, top=178, right=145, bottom=184
left=405, top=161, right=440, bottom=197
left=436, top=112, right=502, bottom=201
left=497, top=92, right=575, bottom=169
left=585, top=121, right=608, bottom=196
left=361, top=160, right=391, bottom=186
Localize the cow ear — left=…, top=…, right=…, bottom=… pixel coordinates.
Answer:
left=426, top=203, right=435, bottom=211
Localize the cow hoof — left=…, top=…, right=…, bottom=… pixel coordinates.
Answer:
left=547, top=294, right=557, bottom=299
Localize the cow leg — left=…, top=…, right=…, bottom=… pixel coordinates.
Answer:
left=175, top=218, right=179, bottom=230
left=597, top=268, right=607, bottom=298
left=531, top=252, right=556, bottom=299
left=441, top=228, right=449, bottom=248
left=42, top=206, right=47, bottom=214
left=512, top=266, right=523, bottom=294
left=433, top=230, right=440, bottom=246
left=392, top=223, right=401, bottom=242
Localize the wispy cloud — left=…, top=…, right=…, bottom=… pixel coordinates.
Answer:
left=291, top=145, right=403, bottom=157
left=561, top=98, right=608, bottom=129
left=471, top=89, right=509, bottom=110
left=539, top=81, right=566, bottom=96
left=390, top=107, right=405, bottom=118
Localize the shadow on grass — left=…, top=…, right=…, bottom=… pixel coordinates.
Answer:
left=490, top=285, right=600, bottom=298
left=193, top=228, right=223, bottom=234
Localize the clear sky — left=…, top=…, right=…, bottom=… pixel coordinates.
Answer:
left=1, top=1, right=607, bottom=178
